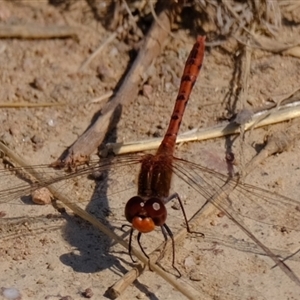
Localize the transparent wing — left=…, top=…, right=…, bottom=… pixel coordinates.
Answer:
left=173, top=156, right=300, bottom=285
left=173, top=157, right=300, bottom=231
left=0, top=154, right=142, bottom=207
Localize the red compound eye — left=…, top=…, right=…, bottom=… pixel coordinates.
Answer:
left=144, top=198, right=167, bottom=226
left=124, top=197, right=167, bottom=232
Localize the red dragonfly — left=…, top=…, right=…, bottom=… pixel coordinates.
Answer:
left=123, top=36, right=205, bottom=271
left=1, top=36, right=300, bottom=292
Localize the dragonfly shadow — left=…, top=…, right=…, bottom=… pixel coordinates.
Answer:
left=57, top=158, right=122, bottom=274
left=20, top=195, right=35, bottom=205
left=57, top=116, right=134, bottom=277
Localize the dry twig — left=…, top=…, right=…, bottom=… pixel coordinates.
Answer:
left=100, top=102, right=300, bottom=156
left=0, top=24, right=77, bottom=39
left=0, top=102, right=64, bottom=108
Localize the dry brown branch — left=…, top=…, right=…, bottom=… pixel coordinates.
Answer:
left=0, top=102, right=64, bottom=108
left=235, top=35, right=253, bottom=173
left=53, top=3, right=176, bottom=167
left=0, top=24, right=77, bottom=39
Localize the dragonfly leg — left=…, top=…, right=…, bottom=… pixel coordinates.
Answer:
left=137, top=232, right=156, bottom=272
left=125, top=226, right=153, bottom=267
left=157, top=225, right=169, bottom=263
left=137, top=231, right=149, bottom=260
left=165, top=192, right=205, bottom=237
left=121, top=224, right=131, bottom=232
left=271, top=248, right=300, bottom=269
left=128, top=227, right=137, bottom=263
left=164, top=192, right=191, bottom=232
left=162, top=223, right=181, bottom=278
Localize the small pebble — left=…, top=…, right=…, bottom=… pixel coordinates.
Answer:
left=109, top=47, right=119, bottom=57
left=36, top=279, right=45, bottom=285
left=233, top=108, right=253, bottom=125
left=0, top=132, right=14, bottom=146
left=217, top=211, right=225, bottom=218
left=1, top=287, right=22, bottom=300
left=31, top=135, right=43, bottom=144
left=47, top=119, right=55, bottom=127
left=47, top=263, right=55, bottom=271
left=152, top=130, right=161, bottom=138
left=31, top=77, right=47, bottom=91
left=9, top=124, right=20, bottom=137
left=142, top=84, right=153, bottom=98
left=184, top=256, right=196, bottom=269
left=82, top=288, right=93, bottom=298
left=31, top=135, right=44, bottom=150
left=136, top=292, right=145, bottom=299
left=97, top=63, right=115, bottom=83
left=31, top=188, right=53, bottom=205
left=189, top=269, right=202, bottom=281
left=171, top=201, right=180, bottom=210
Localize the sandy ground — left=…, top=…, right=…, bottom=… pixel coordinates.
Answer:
left=1, top=1, right=300, bottom=300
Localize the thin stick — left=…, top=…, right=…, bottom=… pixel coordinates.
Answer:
left=88, top=91, right=113, bottom=104
left=100, top=102, right=300, bottom=156
left=0, top=24, right=77, bottom=39
left=236, top=35, right=253, bottom=174
left=0, top=102, right=64, bottom=108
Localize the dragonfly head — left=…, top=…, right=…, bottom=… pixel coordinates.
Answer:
left=125, top=196, right=167, bottom=233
